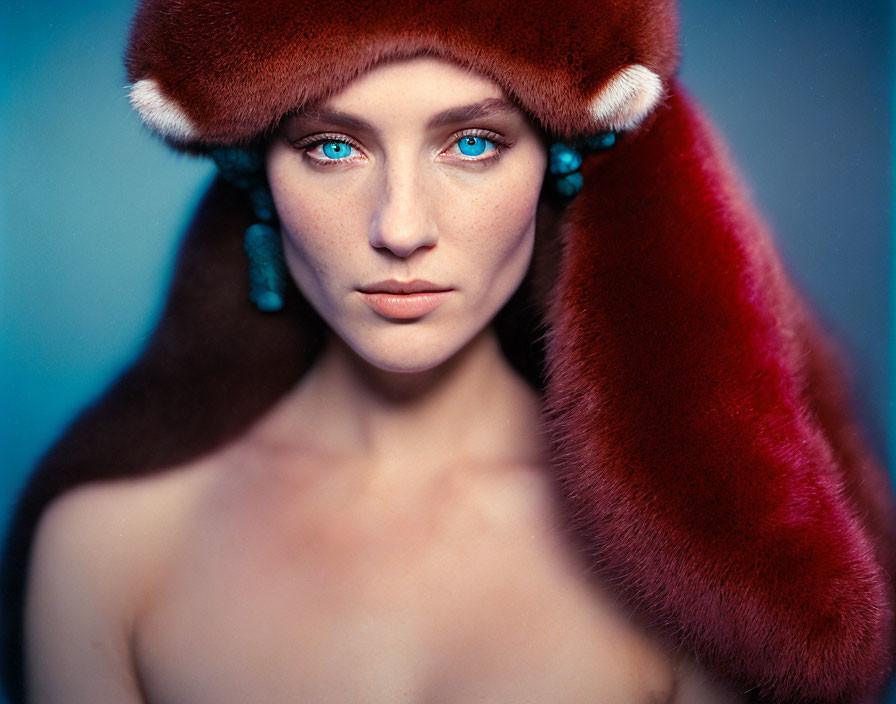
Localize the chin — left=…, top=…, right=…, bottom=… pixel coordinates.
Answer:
left=341, top=325, right=479, bottom=376
left=361, top=355, right=450, bottom=375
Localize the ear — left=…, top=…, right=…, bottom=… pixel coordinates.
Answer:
left=544, top=79, right=896, bottom=702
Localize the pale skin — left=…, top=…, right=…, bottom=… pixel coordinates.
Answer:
left=25, top=58, right=748, bottom=703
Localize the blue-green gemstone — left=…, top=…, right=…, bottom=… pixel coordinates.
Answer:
left=211, top=147, right=263, bottom=174
left=253, top=290, right=285, bottom=312
left=211, top=147, right=264, bottom=189
left=249, top=184, right=276, bottom=223
left=586, top=132, right=617, bottom=150
left=549, top=143, right=583, bottom=175
left=244, top=223, right=287, bottom=312
left=554, top=171, right=583, bottom=198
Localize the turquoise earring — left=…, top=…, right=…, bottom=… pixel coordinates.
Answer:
left=548, top=131, right=617, bottom=199
left=210, top=148, right=287, bottom=312
left=243, top=222, right=286, bottom=312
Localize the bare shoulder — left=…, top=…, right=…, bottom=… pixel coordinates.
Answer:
left=29, top=467, right=208, bottom=596
left=25, top=465, right=213, bottom=703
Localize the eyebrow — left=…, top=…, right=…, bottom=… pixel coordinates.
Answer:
left=289, top=97, right=519, bottom=135
left=425, top=97, right=518, bottom=128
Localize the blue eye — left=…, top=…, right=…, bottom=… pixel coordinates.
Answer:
left=321, top=141, right=353, bottom=159
left=457, top=136, right=495, bottom=158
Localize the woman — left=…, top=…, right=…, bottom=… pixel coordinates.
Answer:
left=4, top=1, right=895, bottom=702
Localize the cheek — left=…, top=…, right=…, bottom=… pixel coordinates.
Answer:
left=444, top=160, right=543, bottom=278
left=268, top=170, right=372, bottom=287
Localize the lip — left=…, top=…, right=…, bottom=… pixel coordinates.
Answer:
left=358, top=280, right=453, bottom=319
left=359, top=279, right=450, bottom=294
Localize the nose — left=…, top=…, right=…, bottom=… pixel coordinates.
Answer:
left=368, top=162, right=438, bottom=258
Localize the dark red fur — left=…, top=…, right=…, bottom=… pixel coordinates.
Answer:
left=544, top=83, right=896, bottom=702
left=2, top=2, right=894, bottom=703
left=126, top=0, right=678, bottom=145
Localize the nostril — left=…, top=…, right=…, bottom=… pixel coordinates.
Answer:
left=368, top=218, right=437, bottom=258
left=370, top=236, right=436, bottom=259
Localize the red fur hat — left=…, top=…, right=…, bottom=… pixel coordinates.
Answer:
left=3, top=1, right=894, bottom=702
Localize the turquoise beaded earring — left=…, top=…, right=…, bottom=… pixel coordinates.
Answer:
left=210, top=148, right=287, bottom=312
left=548, top=131, right=618, bottom=198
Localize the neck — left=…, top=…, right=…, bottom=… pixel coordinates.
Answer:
left=281, top=326, right=546, bottom=491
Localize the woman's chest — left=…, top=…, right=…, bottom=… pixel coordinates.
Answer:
left=132, top=467, right=678, bottom=704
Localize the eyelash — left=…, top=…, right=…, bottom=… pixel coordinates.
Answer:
left=446, top=129, right=510, bottom=166
left=291, top=129, right=511, bottom=168
left=292, top=133, right=365, bottom=168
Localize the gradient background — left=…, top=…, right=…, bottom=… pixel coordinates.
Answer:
left=1, top=0, right=893, bottom=701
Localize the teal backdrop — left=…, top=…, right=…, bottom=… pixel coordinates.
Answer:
left=1, top=1, right=892, bottom=701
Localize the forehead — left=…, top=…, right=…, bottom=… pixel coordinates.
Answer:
left=296, top=57, right=521, bottom=131
left=331, top=57, right=502, bottom=103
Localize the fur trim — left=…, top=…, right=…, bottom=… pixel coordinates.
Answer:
left=124, top=0, right=679, bottom=148
left=129, top=78, right=199, bottom=143
left=588, top=64, right=664, bottom=132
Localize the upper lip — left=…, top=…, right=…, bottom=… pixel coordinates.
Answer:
left=359, top=279, right=451, bottom=294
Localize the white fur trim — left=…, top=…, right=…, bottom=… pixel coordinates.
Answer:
left=588, top=64, right=663, bottom=132
left=129, top=78, right=199, bottom=142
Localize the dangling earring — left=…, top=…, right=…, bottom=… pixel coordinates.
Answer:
left=548, top=131, right=617, bottom=199
left=243, top=221, right=286, bottom=312
left=209, top=147, right=287, bottom=313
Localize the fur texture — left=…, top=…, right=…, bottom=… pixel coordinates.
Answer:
left=124, top=0, right=678, bottom=147
left=544, top=84, right=896, bottom=702
left=129, top=78, right=200, bottom=142
left=588, top=64, right=665, bottom=131
left=2, top=1, right=894, bottom=703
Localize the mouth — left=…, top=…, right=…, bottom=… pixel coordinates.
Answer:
left=358, top=280, right=453, bottom=319
left=359, top=279, right=451, bottom=295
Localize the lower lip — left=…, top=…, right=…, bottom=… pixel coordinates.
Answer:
left=360, top=291, right=452, bottom=319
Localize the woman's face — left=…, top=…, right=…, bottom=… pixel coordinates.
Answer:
left=265, top=57, right=547, bottom=373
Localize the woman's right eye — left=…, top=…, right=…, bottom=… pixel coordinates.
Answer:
left=294, top=136, right=364, bottom=166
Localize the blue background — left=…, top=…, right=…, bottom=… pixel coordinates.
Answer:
left=1, top=0, right=893, bottom=700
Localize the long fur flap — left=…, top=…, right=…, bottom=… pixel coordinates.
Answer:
left=544, top=80, right=896, bottom=702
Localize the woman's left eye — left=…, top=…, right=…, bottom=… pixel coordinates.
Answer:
left=453, top=135, right=498, bottom=159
